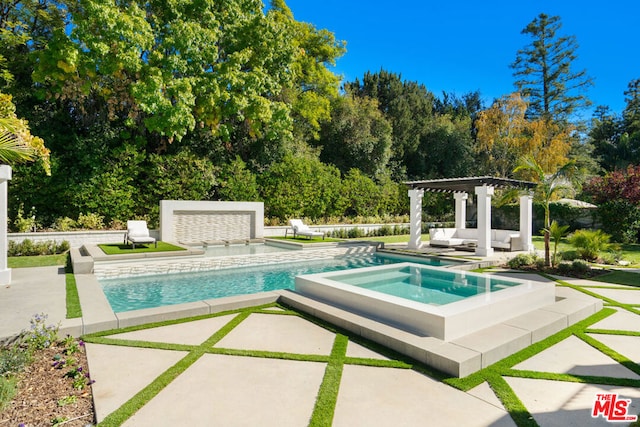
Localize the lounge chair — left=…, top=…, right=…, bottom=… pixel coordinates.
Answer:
left=125, top=220, right=157, bottom=249
left=286, top=219, right=325, bottom=240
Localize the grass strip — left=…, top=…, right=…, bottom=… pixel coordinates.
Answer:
left=309, top=334, right=348, bottom=427
left=486, top=373, right=537, bottom=427
left=97, top=241, right=186, bottom=255
left=97, top=311, right=250, bottom=426
left=585, top=329, right=640, bottom=337
left=81, top=337, right=196, bottom=353
left=502, top=369, right=640, bottom=388
left=206, top=347, right=331, bottom=363
left=65, top=273, right=82, bottom=319
left=343, top=357, right=412, bottom=369
left=576, top=331, right=640, bottom=376
left=7, top=253, right=67, bottom=268
left=82, top=305, right=272, bottom=339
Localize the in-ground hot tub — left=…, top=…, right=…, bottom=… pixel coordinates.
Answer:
left=295, top=263, right=555, bottom=341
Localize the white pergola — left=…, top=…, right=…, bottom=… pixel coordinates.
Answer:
left=406, top=176, right=537, bottom=256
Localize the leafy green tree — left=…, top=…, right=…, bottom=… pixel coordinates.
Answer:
left=514, top=155, right=577, bottom=266
left=141, top=150, right=217, bottom=224
left=74, top=144, right=145, bottom=225
left=511, top=13, right=593, bottom=123
left=216, top=157, right=260, bottom=202
left=583, top=165, right=640, bottom=243
left=318, top=94, right=392, bottom=179
left=269, top=0, right=345, bottom=143
left=418, top=114, right=475, bottom=179
left=345, top=70, right=435, bottom=179
left=34, top=0, right=297, bottom=148
left=259, top=154, right=344, bottom=220
left=590, top=79, right=640, bottom=171
left=341, top=169, right=382, bottom=217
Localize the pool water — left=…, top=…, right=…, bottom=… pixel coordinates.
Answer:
left=101, top=253, right=457, bottom=312
left=204, top=243, right=295, bottom=257
left=330, top=265, right=521, bottom=306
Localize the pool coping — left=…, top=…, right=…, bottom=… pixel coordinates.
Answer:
left=278, top=285, right=603, bottom=377
left=67, top=267, right=603, bottom=378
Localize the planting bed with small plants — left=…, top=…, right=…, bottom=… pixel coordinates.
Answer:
left=0, top=315, right=95, bottom=426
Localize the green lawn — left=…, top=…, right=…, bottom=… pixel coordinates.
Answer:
left=269, top=236, right=343, bottom=243
left=98, top=241, right=186, bottom=255
left=8, top=253, right=67, bottom=268
left=591, top=271, right=640, bottom=287
left=350, top=235, right=412, bottom=244
left=532, top=235, right=640, bottom=267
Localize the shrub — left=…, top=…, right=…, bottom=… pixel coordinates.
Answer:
left=13, top=205, right=38, bottom=232
left=506, top=253, right=540, bottom=269
left=76, top=212, right=105, bottom=230
left=599, top=252, right=620, bottom=265
left=569, top=229, right=612, bottom=261
left=0, top=345, right=31, bottom=377
left=53, top=217, right=76, bottom=231
left=8, top=239, right=70, bottom=256
left=558, top=260, right=591, bottom=276
left=25, top=313, right=58, bottom=350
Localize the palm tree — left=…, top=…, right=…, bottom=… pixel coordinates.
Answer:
left=514, top=155, right=576, bottom=266
left=0, top=94, right=50, bottom=174
left=548, top=220, right=570, bottom=268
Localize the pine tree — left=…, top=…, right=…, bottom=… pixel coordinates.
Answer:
left=511, top=13, right=593, bottom=123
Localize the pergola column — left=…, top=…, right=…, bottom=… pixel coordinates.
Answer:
left=474, top=185, right=494, bottom=257
left=0, top=165, right=12, bottom=285
left=453, top=192, right=468, bottom=229
left=408, top=188, right=424, bottom=249
left=519, top=194, right=534, bottom=251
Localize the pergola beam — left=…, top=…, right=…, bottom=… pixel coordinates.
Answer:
left=405, top=176, right=537, bottom=255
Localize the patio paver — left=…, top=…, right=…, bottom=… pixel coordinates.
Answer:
left=214, top=312, right=336, bottom=355
left=589, top=308, right=640, bottom=332
left=122, top=354, right=327, bottom=427
left=85, top=343, right=188, bottom=423
left=107, top=314, right=238, bottom=345
left=512, top=335, right=640, bottom=379
left=505, top=377, right=640, bottom=427
left=333, top=365, right=515, bottom=427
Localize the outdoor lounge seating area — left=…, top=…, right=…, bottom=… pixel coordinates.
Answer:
left=286, top=219, right=325, bottom=239
left=429, top=228, right=522, bottom=251
left=124, top=220, right=157, bottom=249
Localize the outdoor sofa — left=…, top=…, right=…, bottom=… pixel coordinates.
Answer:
left=429, top=228, right=521, bottom=251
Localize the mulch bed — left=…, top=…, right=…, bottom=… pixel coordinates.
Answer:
left=1, top=343, right=95, bottom=426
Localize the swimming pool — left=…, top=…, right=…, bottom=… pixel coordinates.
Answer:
left=100, top=253, right=460, bottom=312
left=295, top=263, right=555, bottom=341
left=204, top=242, right=296, bottom=257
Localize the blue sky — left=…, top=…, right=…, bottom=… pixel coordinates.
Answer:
left=284, top=0, right=639, bottom=115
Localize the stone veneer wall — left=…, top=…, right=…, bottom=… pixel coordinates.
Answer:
left=160, top=200, right=264, bottom=244
left=173, top=211, right=253, bottom=243
left=8, top=224, right=409, bottom=248
left=93, top=245, right=377, bottom=279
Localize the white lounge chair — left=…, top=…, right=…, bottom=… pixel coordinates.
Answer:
left=125, top=220, right=157, bottom=249
left=287, top=219, right=325, bottom=240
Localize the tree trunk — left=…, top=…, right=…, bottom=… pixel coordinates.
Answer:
left=544, top=230, right=551, bottom=267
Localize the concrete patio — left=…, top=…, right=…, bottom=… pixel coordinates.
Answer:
left=1, top=263, right=639, bottom=426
